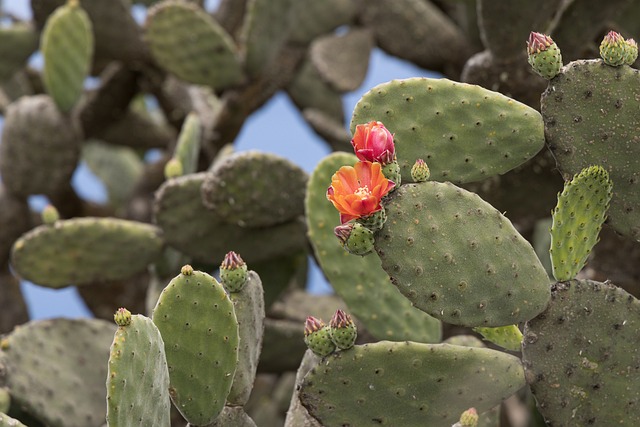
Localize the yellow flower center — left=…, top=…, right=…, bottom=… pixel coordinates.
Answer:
left=354, top=185, right=371, bottom=199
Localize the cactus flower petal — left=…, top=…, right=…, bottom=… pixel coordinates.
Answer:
left=351, top=121, right=396, bottom=165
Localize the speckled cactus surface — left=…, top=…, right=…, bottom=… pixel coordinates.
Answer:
left=2, top=2, right=640, bottom=426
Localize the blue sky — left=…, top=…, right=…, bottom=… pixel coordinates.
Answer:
left=1, top=2, right=440, bottom=319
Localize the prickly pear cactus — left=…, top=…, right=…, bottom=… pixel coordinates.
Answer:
left=522, top=280, right=640, bottom=425
left=299, top=341, right=525, bottom=426
left=152, top=266, right=239, bottom=425
left=375, top=181, right=551, bottom=326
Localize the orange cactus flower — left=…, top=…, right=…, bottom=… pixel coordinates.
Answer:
left=326, top=161, right=395, bottom=224
left=351, top=121, right=395, bottom=165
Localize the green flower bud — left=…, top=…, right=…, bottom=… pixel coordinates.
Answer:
left=411, top=159, right=430, bottom=182
left=164, top=158, right=183, bottom=179
left=180, top=264, right=194, bottom=276
left=113, top=307, right=132, bottom=326
left=304, top=316, right=336, bottom=357
left=624, top=38, right=638, bottom=65
left=220, top=251, right=248, bottom=292
left=527, top=32, right=562, bottom=79
left=329, top=309, right=357, bottom=350
left=600, top=31, right=627, bottom=66
left=41, top=204, right=60, bottom=225
left=334, top=222, right=374, bottom=256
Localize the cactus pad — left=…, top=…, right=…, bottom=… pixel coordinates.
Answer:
left=10, top=217, right=163, bottom=288
left=0, top=413, right=27, bottom=427
left=541, top=59, right=640, bottom=241
left=351, top=77, right=545, bottom=184
left=522, top=280, right=640, bottom=425
left=41, top=1, right=93, bottom=112
left=299, top=341, right=525, bottom=426
left=287, top=58, right=344, bottom=123
left=152, top=268, right=239, bottom=425
left=0, top=95, right=81, bottom=198
left=169, top=112, right=201, bottom=177
left=203, top=406, right=257, bottom=427
left=375, top=182, right=551, bottom=327
left=550, top=166, right=613, bottom=281
left=226, top=271, right=265, bottom=406
left=306, top=152, right=442, bottom=342
left=0, top=23, right=39, bottom=83
left=145, top=1, right=244, bottom=90
left=0, top=319, right=116, bottom=427
left=288, top=0, right=359, bottom=44
left=201, top=151, right=308, bottom=228
left=154, top=173, right=307, bottom=264
left=107, top=314, right=171, bottom=427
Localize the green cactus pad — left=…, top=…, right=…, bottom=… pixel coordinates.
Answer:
left=226, top=271, right=265, bottom=406
left=0, top=23, right=39, bottom=83
left=0, top=95, right=81, bottom=198
left=169, top=112, right=201, bottom=177
left=82, top=141, right=143, bottom=208
left=0, top=413, right=27, bottom=427
left=10, top=217, right=163, bottom=288
left=285, top=350, right=322, bottom=427
left=306, top=152, right=442, bottom=342
left=145, top=0, right=244, bottom=90
left=522, top=280, right=640, bottom=426
left=541, top=59, right=640, bottom=241
left=375, top=182, right=551, bottom=327
left=107, top=314, right=171, bottom=427
left=350, top=77, right=545, bottom=184
left=287, top=58, right=344, bottom=123
left=41, top=1, right=93, bottom=112
left=240, top=0, right=293, bottom=77
left=288, top=0, right=359, bottom=44
left=152, top=269, right=239, bottom=425
left=201, top=151, right=308, bottom=228
left=299, top=341, right=525, bottom=426
left=550, top=166, right=613, bottom=281
left=202, top=406, right=257, bottom=427
left=473, top=325, right=523, bottom=352
left=0, top=318, right=116, bottom=427
left=0, top=186, right=30, bottom=266
left=154, top=173, right=307, bottom=264
left=310, top=28, right=373, bottom=93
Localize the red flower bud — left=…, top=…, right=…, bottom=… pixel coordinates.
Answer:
left=351, top=121, right=396, bottom=165
left=304, top=316, right=325, bottom=336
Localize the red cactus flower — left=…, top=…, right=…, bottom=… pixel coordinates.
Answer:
left=351, top=121, right=396, bottom=165
left=326, top=161, right=395, bottom=224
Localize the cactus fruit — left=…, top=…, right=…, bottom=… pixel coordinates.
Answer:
left=549, top=166, right=613, bottom=281
left=472, top=325, right=523, bottom=352
left=41, top=205, right=60, bottom=225
left=522, top=280, right=640, bottom=425
left=333, top=222, right=374, bottom=256
left=299, top=342, right=525, bottom=426
left=328, top=309, right=357, bottom=350
left=163, top=158, right=183, bottom=179
left=410, top=159, right=430, bottom=182
left=599, top=30, right=627, bottom=66
left=351, top=78, right=545, bottom=184
left=10, top=217, right=163, bottom=288
left=375, top=182, right=551, bottom=327
left=106, top=312, right=171, bottom=427
left=303, top=316, right=336, bottom=357
left=306, top=152, right=442, bottom=343
left=40, top=0, right=93, bottom=112
left=152, top=267, right=239, bottom=425
left=220, top=251, right=249, bottom=293
left=526, top=32, right=562, bottom=80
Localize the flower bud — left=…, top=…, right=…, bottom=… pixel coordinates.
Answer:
left=113, top=307, right=132, bottom=326
left=41, top=204, right=60, bottom=225
left=624, top=38, right=638, bottom=65
left=600, top=30, right=627, bottom=66
left=304, top=316, right=336, bottom=357
left=329, top=309, right=357, bottom=350
left=457, top=408, right=478, bottom=427
left=180, top=264, right=194, bottom=276
left=527, top=32, right=562, bottom=79
left=411, top=159, right=430, bottom=182
left=164, top=158, right=183, bottom=179
left=334, top=222, right=374, bottom=256
left=351, top=121, right=396, bottom=165
left=220, top=251, right=248, bottom=293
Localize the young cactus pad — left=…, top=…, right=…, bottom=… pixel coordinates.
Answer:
left=107, top=314, right=171, bottom=427
left=550, top=165, right=613, bottom=281
left=350, top=77, right=545, bottom=184
left=541, top=59, right=640, bottom=241
left=522, top=280, right=640, bottom=426
left=10, top=217, right=164, bottom=288
left=306, top=152, right=441, bottom=342
left=299, top=341, right=525, bottom=426
left=152, top=267, right=239, bottom=425
left=41, top=1, right=93, bottom=112
left=0, top=318, right=116, bottom=427
left=375, top=182, right=551, bottom=327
